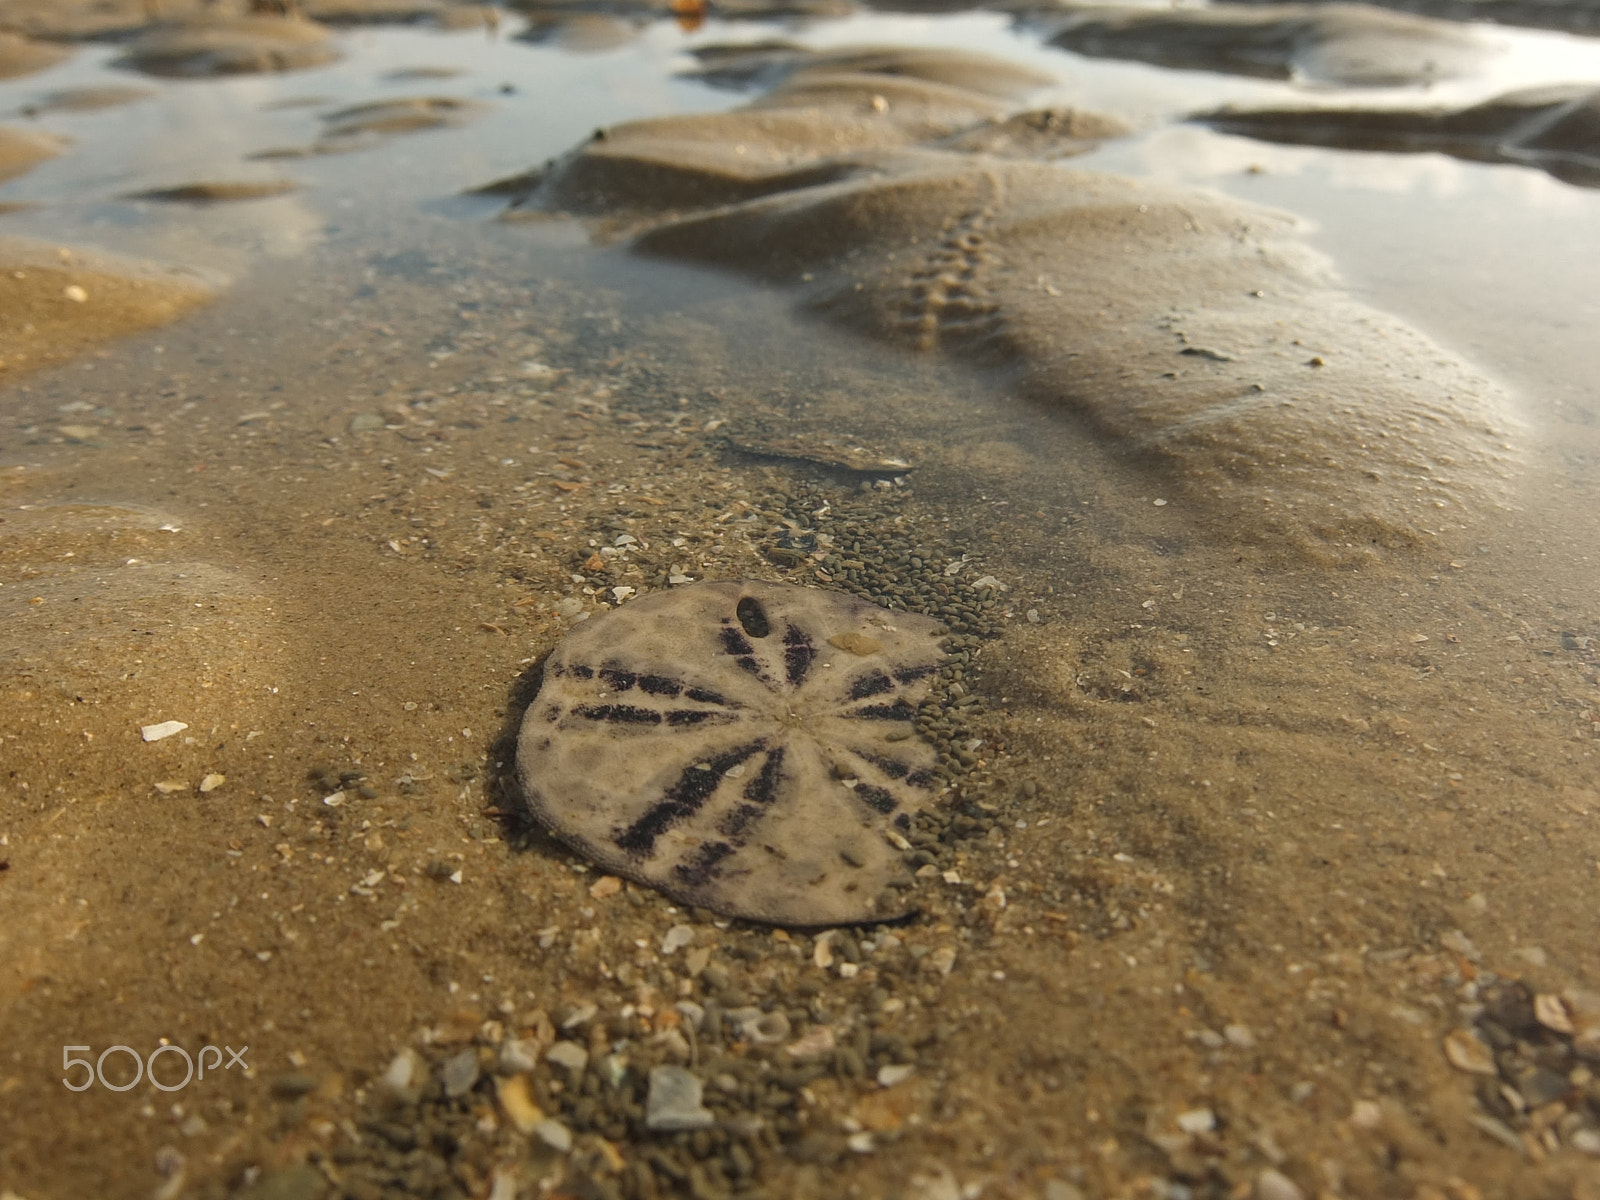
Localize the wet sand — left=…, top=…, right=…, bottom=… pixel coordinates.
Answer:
left=2, top=5, right=1600, bottom=1200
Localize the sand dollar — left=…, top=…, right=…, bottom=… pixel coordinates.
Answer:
left=517, top=580, right=947, bottom=925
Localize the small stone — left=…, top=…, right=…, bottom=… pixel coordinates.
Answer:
left=348, top=412, right=385, bottom=433
left=153, top=781, right=187, bottom=795
left=588, top=874, right=622, bottom=899
left=645, top=1065, right=715, bottom=1132
left=1570, top=1128, right=1600, bottom=1156
left=1255, top=1169, right=1305, bottom=1200
left=786, top=1026, right=836, bottom=1059
left=1535, top=993, right=1574, bottom=1035
left=141, top=720, right=188, bottom=742
left=661, top=924, right=695, bottom=954
left=1176, top=1108, right=1215, bottom=1134
left=441, top=1048, right=480, bottom=1098
left=877, top=1063, right=915, bottom=1087
left=381, top=1048, right=424, bottom=1100
left=545, top=1041, right=588, bottom=1073
left=198, top=773, right=226, bottom=793
left=1518, top=1067, right=1570, bottom=1107
left=813, top=930, right=837, bottom=969
left=498, top=1038, right=539, bottom=1074
left=1224, top=1023, right=1256, bottom=1048
left=1443, top=1028, right=1497, bottom=1075
left=495, top=1074, right=543, bottom=1134
left=63, top=284, right=88, bottom=303
left=729, top=1007, right=790, bottom=1044
left=559, top=1001, right=597, bottom=1030
left=929, top=946, right=957, bottom=976
left=270, top=1073, right=316, bottom=1099
left=534, top=1118, right=573, bottom=1152
left=1349, top=1099, right=1382, bottom=1129
left=1441, top=929, right=1483, bottom=962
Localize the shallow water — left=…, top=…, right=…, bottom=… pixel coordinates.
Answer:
left=3, top=6, right=1600, bottom=1200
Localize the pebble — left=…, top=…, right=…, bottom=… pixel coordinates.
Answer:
left=929, top=946, right=958, bottom=976
left=141, top=720, right=188, bottom=742
left=1535, top=993, right=1574, bottom=1035
left=534, top=1118, right=573, bottom=1152
left=440, top=1048, right=480, bottom=1098
left=645, top=1065, right=716, bottom=1132
left=199, top=773, right=226, bottom=793
left=1176, top=1107, right=1215, bottom=1134
left=498, top=1038, right=539, bottom=1074
left=661, top=924, right=695, bottom=954
left=877, top=1063, right=915, bottom=1087
left=545, top=1041, right=588, bottom=1073
left=1443, top=1028, right=1497, bottom=1075
left=1255, top=1169, right=1305, bottom=1200
left=381, top=1047, right=424, bottom=1100
left=494, top=1075, right=543, bottom=1134
left=729, top=1007, right=790, bottom=1044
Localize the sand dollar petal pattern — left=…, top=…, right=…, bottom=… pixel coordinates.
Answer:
left=517, top=580, right=945, bottom=925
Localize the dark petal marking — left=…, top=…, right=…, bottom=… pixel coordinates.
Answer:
left=744, top=744, right=785, bottom=808
left=717, top=803, right=764, bottom=838
left=736, top=596, right=771, bottom=639
left=684, top=686, right=731, bottom=705
left=567, top=663, right=594, bottom=680
left=894, top=664, right=938, bottom=683
left=665, top=709, right=721, bottom=726
left=572, top=704, right=662, bottom=724
left=674, top=840, right=736, bottom=889
left=848, top=671, right=894, bottom=700
left=906, top=769, right=938, bottom=788
left=599, top=667, right=637, bottom=691
left=855, top=783, right=897, bottom=814
left=614, top=741, right=765, bottom=857
left=859, top=752, right=910, bottom=780
left=783, top=625, right=816, bottom=687
left=734, top=655, right=764, bottom=678
left=638, top=674, right=683, bottom=697
left=850, top=700, right=918, bottom=721
left=720, top=627, right=754, bottom=657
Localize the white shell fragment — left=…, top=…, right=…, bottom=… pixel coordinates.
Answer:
left=141, top=720, right=188, bottom=742
left=516, top=579, right=945, bottom=925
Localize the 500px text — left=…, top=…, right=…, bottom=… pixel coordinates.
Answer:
left=62, top=1044, right=249, bottom=1092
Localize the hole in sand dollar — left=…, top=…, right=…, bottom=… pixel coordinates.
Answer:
left=735, top=595, right=770, bottom=639
left=516, top=579, right=946, bottom=926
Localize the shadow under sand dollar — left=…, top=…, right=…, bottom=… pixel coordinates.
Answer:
left=1017, top=0, right=1500, bottom=87
left=1198, top=84, right=1600, bottom=189
left=500, top=46, right=1521, bottom=562
left=0, top=235, right=215, bottom=380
